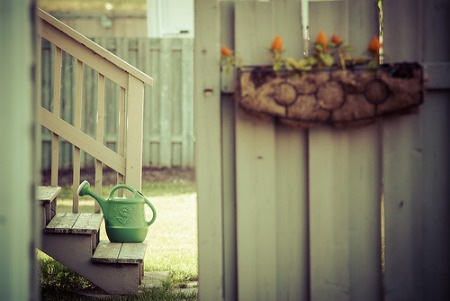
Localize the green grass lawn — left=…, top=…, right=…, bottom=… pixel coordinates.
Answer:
left=39, top=181, right=198, bottom=300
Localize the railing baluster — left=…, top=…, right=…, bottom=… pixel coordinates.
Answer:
left=72, top=59, right=83, bottom=213
left=51, top=46, right=62, bottom=187
left=95, top=73, right=105, bottom=212
left=117, top=87, right=126, bottom=194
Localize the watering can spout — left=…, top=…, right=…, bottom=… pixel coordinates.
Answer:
left=77, top=180, right=108, bottom=215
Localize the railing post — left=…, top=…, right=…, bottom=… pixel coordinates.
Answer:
left=125, top=75, right=145, bottom=191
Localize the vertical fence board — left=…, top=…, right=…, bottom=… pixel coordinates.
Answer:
left=275, top=127, right=308, bottom=301
left=194, top=1, right=224, bottom=300
left=421, top=93, right=450, bottom=300
left=220, top=2, right=237, bottom=300
left=421, top=1, right=450, bottom=299
left=348, top=126, right=381, bottom=300
left=181, top=38, right=194, bottom=168
left=142, top=38, right=152, bottom=165
left=383, top=0, right=424, bottom=300
left=347, top=1, right=382, bottom=300
left=159, top=39, right=172, bottom=166
left=308, top=1, right=383, bottom=300
left=309, top=128, right=350, bottom=301
left=308, top=2, right=349, bottom=301
left=235, top=2, right=277, bottom=300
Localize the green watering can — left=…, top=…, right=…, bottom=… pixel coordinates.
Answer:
left=77, top=180, right=157, bottom=243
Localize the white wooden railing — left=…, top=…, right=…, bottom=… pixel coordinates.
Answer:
left=37, top=9, right=153, bottom=212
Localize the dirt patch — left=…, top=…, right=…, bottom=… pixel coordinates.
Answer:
left=41, top=167, right=195, bottom=186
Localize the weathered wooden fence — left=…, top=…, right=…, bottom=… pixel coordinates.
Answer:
left=41, top=37, right=195, bottom=170
left=195, top=0, right=450, bottom=300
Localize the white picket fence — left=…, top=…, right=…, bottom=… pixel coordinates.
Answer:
left=40, top=37, right=195, bottom=170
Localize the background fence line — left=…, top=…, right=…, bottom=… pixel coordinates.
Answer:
left=40, top=37, right=195, bottom=170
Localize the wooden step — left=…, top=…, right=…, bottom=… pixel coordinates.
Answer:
left=36, top=186, right=61, bottom=227
left=93, top=241, right=148, bottom=283
left=41, top=233, right=144, bottom=294
left=46, top=212, right=103, bottom=234
left=92, top=241, right=148, bottom=264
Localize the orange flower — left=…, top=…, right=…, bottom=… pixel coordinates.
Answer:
left=221, top=45, right=233, bottom=57
left=315, top=32, right=328, bottom=50
left=271, top=35, right=284, bottom=52
left=331, top=34, right=343, bottom=46
left=368, top=36, right=381, bottom=54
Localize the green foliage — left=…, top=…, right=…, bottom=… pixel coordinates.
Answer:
left=38, top=254, right=92, bottom=292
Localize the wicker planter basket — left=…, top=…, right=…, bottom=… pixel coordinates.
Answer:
left=236, top=63, right=424, bottom=128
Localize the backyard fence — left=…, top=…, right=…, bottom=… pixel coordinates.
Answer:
left=195, top=0, right=450, bottom=300
left=40, top=37, right=195, bottom=170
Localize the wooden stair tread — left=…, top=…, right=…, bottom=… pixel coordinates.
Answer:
left=46, top=213, right=103, bottom=234
left=92, top=240, right=148, bottom=264
left=36, top=186, right=61, bottom=203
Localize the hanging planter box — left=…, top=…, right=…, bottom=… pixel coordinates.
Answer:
left=235, top=63, right=424, bottom=128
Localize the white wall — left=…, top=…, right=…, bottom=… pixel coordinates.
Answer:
left=147, top=0, right=194, bottom=38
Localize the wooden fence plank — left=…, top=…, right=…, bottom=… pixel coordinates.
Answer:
left=421, top=93, right=450, bottom=300
left=308, top=1, right=350, bottom=300
left=159, top=39, right=172, bottom=167
left=220, top=2, right=237, bottom=300
left=195, top=0, right=224, bottom=300
left=348, top=125, right=382, bottom=301
left=420, top=1, right=450, bottom=299
left=383, top=0, right=424, bottom=300
left=275, top=126, right=309, bottom=301
left=235, top=2, right=278, bottom=300
left=347, top=1, right=382, bottom=300
left=309, top=128, right=350, bottom=301
left=181, top=38, right=194, bottom=168
left=308, top=2, right=383, bottom=301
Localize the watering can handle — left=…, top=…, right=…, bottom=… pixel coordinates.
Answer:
left=109, top=185, right=157, bottom=226
left=109, top=184, right=138, bottom=198
left=138, top=191, right=157, bottom=226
